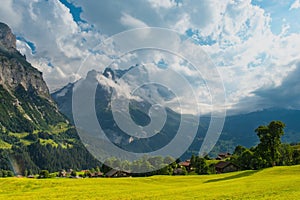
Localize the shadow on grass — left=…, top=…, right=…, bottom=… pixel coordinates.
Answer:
left=204, top=170, right=258, bottom=183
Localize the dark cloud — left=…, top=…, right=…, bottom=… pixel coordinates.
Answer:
left=254, top=61, right=300, bottom=109
left=235, top=61, right=300, bottom=114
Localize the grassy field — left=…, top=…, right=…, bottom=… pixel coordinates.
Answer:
left=0, top=165, right=300, bottom=200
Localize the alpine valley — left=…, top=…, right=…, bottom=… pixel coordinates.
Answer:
left=1, top=21, right=300, bottom=175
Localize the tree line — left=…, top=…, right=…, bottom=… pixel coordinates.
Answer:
left=1, top=120, right=300, bottom=178
left=230, top=121, right=300, bottom=170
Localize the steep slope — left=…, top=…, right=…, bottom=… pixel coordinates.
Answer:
left=0, top=22, right=100, bottom=174
left=0, top=22, right=65, bottom=132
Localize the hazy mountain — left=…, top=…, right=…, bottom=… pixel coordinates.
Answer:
left=53, top=67, right=199, bottom=155
left=53, top=65, right=300, bottom=158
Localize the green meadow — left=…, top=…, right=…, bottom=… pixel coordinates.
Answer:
left=0, top=165, right=299, bottom=200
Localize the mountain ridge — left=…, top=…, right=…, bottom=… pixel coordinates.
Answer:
left=0, top=22, right=101, bottom=174
left=53, top=67, right=300, bottom=158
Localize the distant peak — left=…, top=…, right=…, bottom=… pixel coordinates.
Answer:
left=86, top=69, right=99, bottom=81
left=0, top=22, right=16, bottom=50
left=103, top=67, right=115, bottom=80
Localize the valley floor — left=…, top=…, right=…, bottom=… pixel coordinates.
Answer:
left=0, top=165, right=300, bottom=200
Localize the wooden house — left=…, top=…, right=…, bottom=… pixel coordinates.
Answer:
left=215, top=161, right=239, bottom=173
left=178, top=159, right=192, bottom=171
left=105, top=169, right=131, bottom=177
left=216, top=152, right=232, bottom=160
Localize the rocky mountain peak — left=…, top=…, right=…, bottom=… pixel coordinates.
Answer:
left=0, top=22, right=16, bottom=51
left=0, top=22, right=51, bottom=99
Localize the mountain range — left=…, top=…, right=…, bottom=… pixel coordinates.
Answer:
left=52, top=65, right=300, bottom=158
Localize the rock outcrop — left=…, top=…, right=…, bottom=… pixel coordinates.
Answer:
left=0, top=21, right=64, bottom=131
left=0, top=22, right=50, bottom=99
left=0, top=22, right=16, bottom=50
left=0, top=22, right=102, bottom=174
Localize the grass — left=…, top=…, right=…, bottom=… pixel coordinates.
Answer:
left=206, top=159, right=221, bottom=165
left=19, top=139, right=32, bottom=146
left=8, top=132, right=29, bottom=138
left=49, top=122, right=69, bottom=135
left=39, top=139, right=58, bottom=147
left=0, top=139, right=12, bottom=149
left=0, top=165, right=300, bottom=199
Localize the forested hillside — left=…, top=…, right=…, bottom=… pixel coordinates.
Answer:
left=0, top=22, right=101, bottom=174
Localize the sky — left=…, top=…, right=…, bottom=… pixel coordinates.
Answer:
left=1, top=0, right=300, bottom=115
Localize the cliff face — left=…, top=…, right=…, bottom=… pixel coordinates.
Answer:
left=0, top=22, right=102, bottom=174
left=0, top=53, right=51, bottom=99
left=0, top=22, right=16, bottom=50
left=0, top=22, right=64, bottom=132
left=0, top=22, right=50, bottom=99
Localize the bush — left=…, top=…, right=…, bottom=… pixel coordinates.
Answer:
left=70, top=170, right=77, bottom=177
left=38, top=170, right=50, bottom=178
left=0, top=169, right=14, bottom=177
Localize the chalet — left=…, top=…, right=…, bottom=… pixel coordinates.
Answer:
left=216, top=152, right=231, bottom=160
left=58, top=170, right=67, bottom=177
left=215, top=161, right=239, bottom=173
left=90, top=172, right=104, bottom=178
left=105, top=169, right=131, bottom=177
left=178, top=159, right=191, bottom=171
left=173, top=167, right=188, bottom=175
left=27, top=175, right=35, bottom=178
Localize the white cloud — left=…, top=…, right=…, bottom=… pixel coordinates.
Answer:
left=120, top=13, right=148, bottom=29
left=0, top=0, right=22, bottom=27
left=2, top=0, right=300, bottom=114
left=148, top=0, right=177, bottom=9
left=187, top=0, right=300, bottom=113
left=290, top=0, right=300, bottom=10
left=2, top=0, right=111, bottom=91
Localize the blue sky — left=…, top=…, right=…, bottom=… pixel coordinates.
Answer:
left=252, top=0, right=300, bottom=34
left=1, top=0, right=300, bottom=114
left=60, top=0, right=300, bottom=36
left=59, top=0, right=85, bottom=23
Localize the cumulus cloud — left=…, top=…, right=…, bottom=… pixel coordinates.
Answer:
left=70, top=0, right=163, bottom=35
left=230, top=60, right=300, bottom=114
left=120, top=13, right=148, bottom=29
left=0, top=0, right=22, bottom=27
left=1, top=0, right=300, bottom=114
left=290, top=0, right=300, bottom=10
left=1, top=0, right=110, bottom=90
left=147, top=0, right=177, bottom=9
left=253, top=61, right=300, bottom=109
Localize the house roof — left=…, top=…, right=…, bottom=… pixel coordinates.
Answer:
left=178, top=160, right=191, bottom=167
left=216, top=152, right=232, bottom=160
left=105, top=169, right=118, bottom=177
left=91, top=172, right=103, bottom=176
left=218, top=152, right=231, bottom=156
left=105, top=168, right=131, bottom=177
left=215, top=161, right=236, bottom=169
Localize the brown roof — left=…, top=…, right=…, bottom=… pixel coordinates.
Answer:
left=178, top=160, right=191, bottom=167
left=105, top=168, right=131, bottom=177
left=105, top=169, right=118, bottom=177
left=218, top=152, right=231, bottom=156
left=215, top=161, right=234, bottom=169
left=90, top=172, right=103, bottom=177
